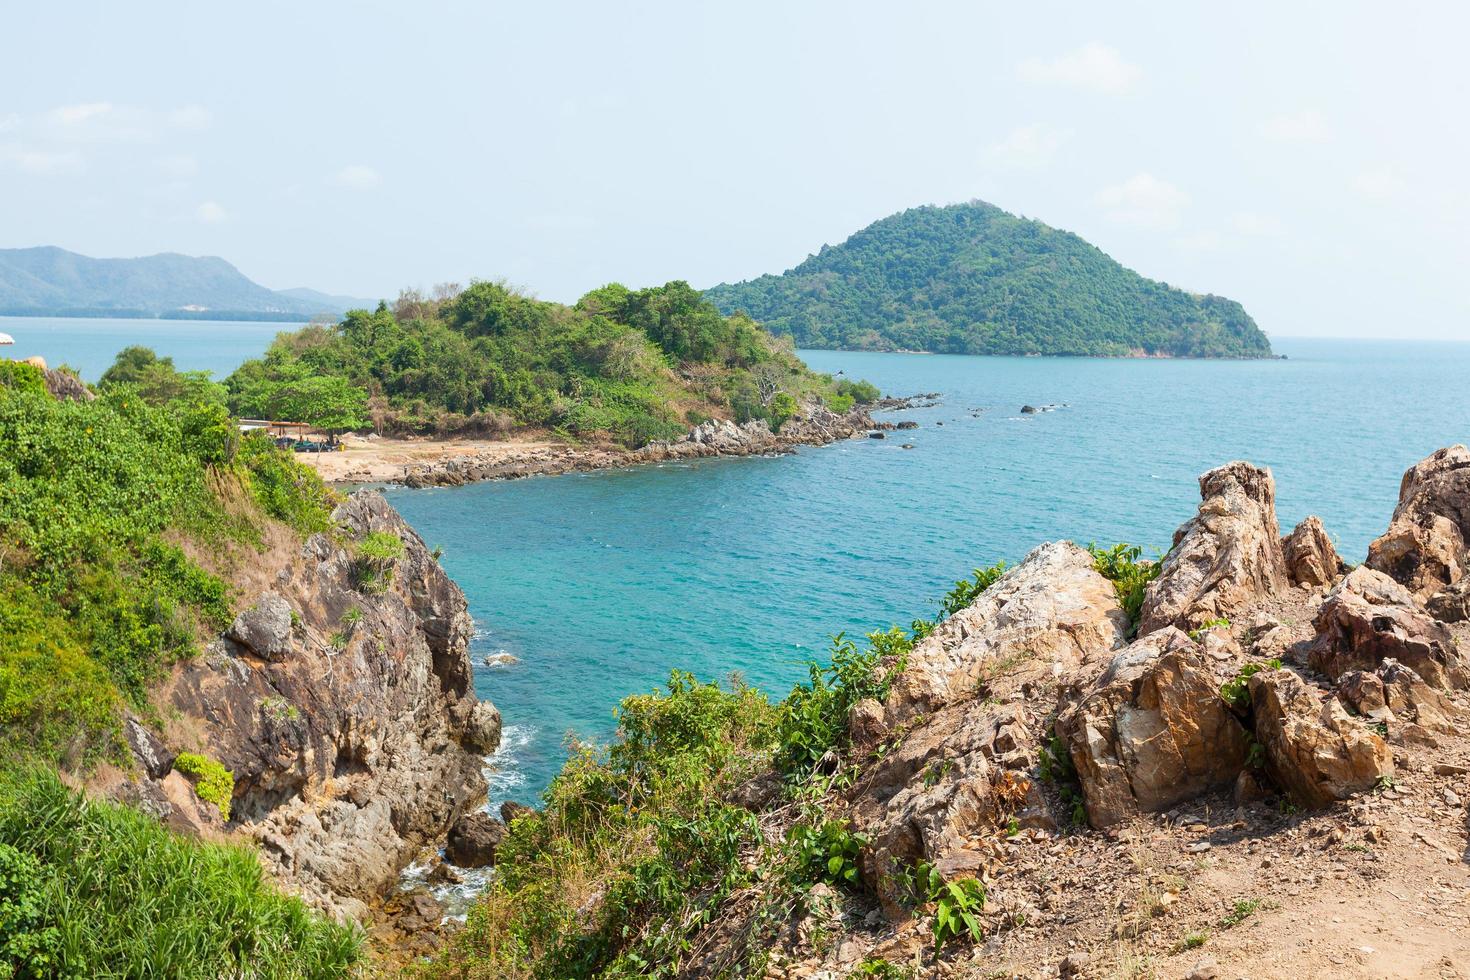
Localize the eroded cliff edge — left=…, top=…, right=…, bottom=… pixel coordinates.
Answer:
left=111, top=490, right=500, bottom=920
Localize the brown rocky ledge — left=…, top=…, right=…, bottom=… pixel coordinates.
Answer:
left=302, top=400, right=925, bottom=488
left=107, top=490, right=500, bottom=921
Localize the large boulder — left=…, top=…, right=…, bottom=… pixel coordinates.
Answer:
left=1248, top=669, right=1392, bottom=808
left=1281, top=516, right=1346, bottom=589
left=1366, top=445, right=1470, bottom=601
left=1139, top=462, right=1289, bottom=635
left=1308, top=567, right=1468, bottom=690
left=445, top=811, right=505, bottom=868
left=1056, top=628, right=1248, bottom=828
left=854, top=542, right=1128, bottom=918
left=884, top=541, right=1129, bottom=724
left=225, top=593, right=295, bottom=662
left=463, top=700, right=502, bottom=754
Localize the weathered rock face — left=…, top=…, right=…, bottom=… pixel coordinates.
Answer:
left=1248, top=669, right=1392, bottom=808
left=1426, top=579, right=1470, bottom=623
left=1281, top=516, right=1346, bottom=589
left=157, top=491, right=495, bottom=918
left=43, top=367, right=95, bottom=402
left=852, top=542, right=1127, bottom=917
left=225, top=593, right=294, bottom=662
left=1308, top=567, right=1468, bottom=690
left=445, top=811, right=505, bottom=868
left=1139, top=462, right=1288, bottom=635
left=1056, top=628, right=1248, bottom=828
left=884, top=541, right=1129, bottom=725
left=1366, top=445, right=1470, bottom=601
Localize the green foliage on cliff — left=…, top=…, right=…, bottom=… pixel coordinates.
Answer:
left=706, top=201, right=1273, bottom=358
left=0, top=765, right=361, bottom=978
left=0, top=383, right=335, bottom=768
left=429, top=563, right=1011, bottom=978
left=171, top=753, right=235, bottom=821
left=225, top=280, right=874, bottom=447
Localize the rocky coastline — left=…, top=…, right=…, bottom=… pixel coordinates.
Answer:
left=389, top=398, right=934, bottom=489
left=106, top=491, right=502, bottom=924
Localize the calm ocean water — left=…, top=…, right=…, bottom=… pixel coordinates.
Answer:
left=386, top=340, right=1470, bottom=807
left=8, top=316, right=1467, bottom=806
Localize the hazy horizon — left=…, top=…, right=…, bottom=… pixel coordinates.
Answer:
left=5, top=2, right=1469, bottom=341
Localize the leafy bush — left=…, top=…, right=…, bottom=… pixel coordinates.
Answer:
left=0, top=840, right=61, bottom=978
left=0, top=765, right=360, bottom=978
left=171, top=753, right=234, bottom=821
left=236, top=430, right=337, bottom=535
left=354, top=530, right=405, bottom=593
left=930, top=876, right=986, bottom=954
left=1220, top=659, right=1281, bottom=712
left=0, top=362, right=47, bottom=397
left=787, top=818, right=867, bottom=887
left=940, top=561, right=1006, bottom=619
left=1087, top=543, right=1162, bottom=635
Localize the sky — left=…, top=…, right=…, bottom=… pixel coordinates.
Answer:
left=3, top=1, right=1468, bottom=339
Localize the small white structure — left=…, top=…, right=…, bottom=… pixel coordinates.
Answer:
left=0, top=332, right=13, bottom=346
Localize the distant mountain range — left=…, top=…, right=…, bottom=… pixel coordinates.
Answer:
left=705, top=201, right=1273, bottom=358
left=0, top=246, right=377, bottom=321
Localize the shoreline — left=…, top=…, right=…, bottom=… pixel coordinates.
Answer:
left=302, top=397, right=937, bottom=489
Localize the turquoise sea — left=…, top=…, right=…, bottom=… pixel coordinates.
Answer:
left=7, top=316, right=1467, bottom=807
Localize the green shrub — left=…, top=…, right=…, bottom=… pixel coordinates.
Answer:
left=0, top=362, right=47, bottom=397
left=236, top=430, right=336, bottom=535
left=171, top=753, right=234, bottom=821
left=354, top=530, right=405, bottom=593
left=930, top=876, right=986, bottom=954
left=1087, top=542, right=1162, bottom=635
left=0, top=840, right=61, bottom=978
left=0, top=765, right=360, bottom=978
left=787, top=818, right=867, bottom=887
left=1220, top=659, right=1281, bottom=712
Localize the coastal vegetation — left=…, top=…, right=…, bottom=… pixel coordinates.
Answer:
left=224, top=279, right=876, bottom=446
left=426, top=565, right=1006, bottom=979
left=0, top=362, right=361, bottom=974
left=705, top=201, right=1273, bottom=358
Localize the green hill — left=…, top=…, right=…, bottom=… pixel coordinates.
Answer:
left=0, top=246, right=368, bottom=319
left=705, top=201, right=1272, bottom=358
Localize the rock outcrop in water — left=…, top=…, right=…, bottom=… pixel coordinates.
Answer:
left=119, top=491, right=497, bottom=919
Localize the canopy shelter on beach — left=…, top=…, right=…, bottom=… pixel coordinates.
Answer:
left=238, top=419, right=311, bottom=438
left=0, top=332, right=13, bottom=345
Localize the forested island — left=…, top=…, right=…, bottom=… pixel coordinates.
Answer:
left=706, top=201, right=1274, bottom=358
left=220, top=279, right=878, bottom=446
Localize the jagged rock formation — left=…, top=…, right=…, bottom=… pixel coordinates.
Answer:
left=1138, top=462, right=1288, bottom=635
left=884, top=541, right=1129, bottom=724
left=127, top=491, right=497, bottom=919
left=1281, top=515, right=1346, bottom=588
left=1309, top=566, right=1468, bottom=689
left=1248, top=669, right=1393, bottom=808
left=1367, top=444, right=1470, bottom=601
left=1057, top=628, right=1248, bottom=828
left=852, top=542, right=1127, bottom=915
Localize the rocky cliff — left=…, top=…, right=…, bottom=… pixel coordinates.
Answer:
left=113, top=491, right=500, bottom=920
left=672, top=449, right=1470, bottom=977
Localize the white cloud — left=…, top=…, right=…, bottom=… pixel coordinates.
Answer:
left=1229, top=211, right=1287, bottom=237
left=1018, top=42, right=1141, bottom=95
left=1094, top=173, right=1189, bottom=229
left=334, top=164, right=382, bottom=190
left=1261, top=110, right=1331, bottom=143
left=1352, top=169, right=1406, bottom=200
left=983, top=123, right=1071, bottom=170
left=196, top=200, right=228, bottom=222
left=51, top=102, right=114, bottom=126
left=0, top=113, right=19, bottom=134
left=0, top=146, right=84, bottom=175
left=168, top=105, right=212, bottom=130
